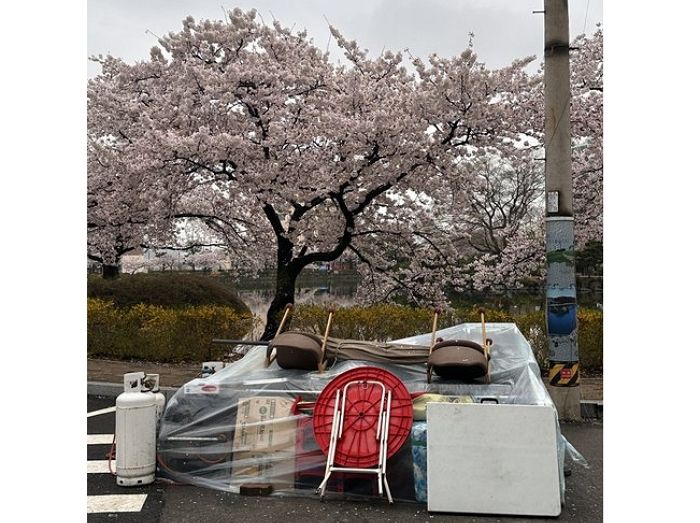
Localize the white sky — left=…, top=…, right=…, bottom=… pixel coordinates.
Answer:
left=87, top=0, right=603, bottom=77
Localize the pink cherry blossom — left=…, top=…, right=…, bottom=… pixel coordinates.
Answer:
left=87, top=11, right=602, bottom=336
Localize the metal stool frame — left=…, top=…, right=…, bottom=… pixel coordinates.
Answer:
left=316, top=379, right=394, bottom=503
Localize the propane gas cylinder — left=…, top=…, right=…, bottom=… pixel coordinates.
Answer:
left=116, top=372, right=157, bottom=486
left=145, top=373, right=166, bottom=419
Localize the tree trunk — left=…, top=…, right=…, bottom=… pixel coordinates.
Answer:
left=102, top=264, right=120, bottom=279
left=261, top=264, right=299, bottom=341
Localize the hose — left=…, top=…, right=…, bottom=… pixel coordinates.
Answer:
left=106, top=433, right=117, bottom=476
left=156, top=453, right=187, bottom=485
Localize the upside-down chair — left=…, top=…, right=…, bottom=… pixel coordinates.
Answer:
left=266, top=305, right=335, bottom=372
left=426, top=309, right=493, bottom=383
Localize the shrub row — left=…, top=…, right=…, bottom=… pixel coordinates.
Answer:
left=288, top=304, right=603, bottom=373
left=287, top=304, right=441, bottom=341
left=87, top=299, right=602, bottom=372
left=87, top=299, right=254, bottom=362
left=87, top=273, right=250, bottom=312
left=287, top=304, right=517, bottom=341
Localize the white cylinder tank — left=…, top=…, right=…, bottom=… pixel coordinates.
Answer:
left=153, top=390, right=166, bottom=420
left=145, top=373, right=166, bottom=419
left=116, top=372, right=157, bottom=486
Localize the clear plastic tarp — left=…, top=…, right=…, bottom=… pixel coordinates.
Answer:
left=157, top=322, right=586, bottom=503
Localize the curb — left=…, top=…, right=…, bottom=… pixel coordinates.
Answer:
left=580, top=400, right=603, bottom=420
left=88, top=381, right=179, bottom=401
left=89, top=380, right=603, bottom=420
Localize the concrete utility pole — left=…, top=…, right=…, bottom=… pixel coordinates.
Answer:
left=543, top=0, right=581, bottom=420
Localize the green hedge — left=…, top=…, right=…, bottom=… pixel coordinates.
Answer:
left=87, top=298, right=603, bottom=371
left=287, top=304, right=438, bottom=341
left=287, top=304, right=603, bottom=373
left=87, top=298, right=254, bottom=362
left=575, top=309, right=604, bottom=372
left=87, top=272, right=250, bottom=312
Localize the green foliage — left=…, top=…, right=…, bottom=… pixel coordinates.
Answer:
left=88, top=296, right=603, bottom=371
left=575, top=241, right=603, bottom=275
left=452, top=306, right=514, bottom=324
left=87, top=298, right=254, bottom=362
left=287, top=304, right=437, bottom=341
left=575, top=309, right=604, bottom=372
left=87, top=272, right=250, bottom=313
left=514, top=311, right=550, bottom=371
left=289, top=304, right=603, bottom=373
left=513, top=308, right=603, bottom=373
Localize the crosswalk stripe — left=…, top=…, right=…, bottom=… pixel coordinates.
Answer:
left=87, top=460, right=112, bottom=474
left=87, top=434, right=114, bottom=445
left=87, top=494, right=148, bottom=514
left=87, top=406, right=116, bottom=418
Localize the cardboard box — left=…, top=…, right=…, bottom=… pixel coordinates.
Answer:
left=231, top=396, right=297, bottom=489
left=231, top=450, right=296, bottom=490
left=232, top=396, right=296, bottom=452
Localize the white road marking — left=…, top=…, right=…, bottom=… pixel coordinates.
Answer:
left=88, top=410, right=149, bottom=515
left=87, top=460, right=112, bottom=474
left=87, top=406, right=116, bottom=418
left=87, top=434, right=114, bottom=445
left=87, top=494, right=147, bottom=514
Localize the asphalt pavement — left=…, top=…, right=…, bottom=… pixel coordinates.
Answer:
left=88, top=395, right=602, bottom=522
left=88, top=396, right=165, bottom=522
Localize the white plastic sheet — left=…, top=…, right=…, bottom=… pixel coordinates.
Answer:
left=157, top=322, right=586, bottom=502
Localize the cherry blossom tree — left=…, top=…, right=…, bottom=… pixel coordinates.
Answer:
left=87, top=53, right=178, bottom=277
left=88, top=55, right=233, bottom=278
left=570, top=27, right=603, bottom=246
left=406, top=45, right=546, bottom=293
left=87, top=139, right=152, bottom=278
left=87, top=10, right=602, bottom=336
left=88, top=9, right=539, bottom=337
left=461, top=28, right=604, bottom=290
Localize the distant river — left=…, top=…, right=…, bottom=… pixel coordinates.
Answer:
left=225, top=269, right=602, bottom=325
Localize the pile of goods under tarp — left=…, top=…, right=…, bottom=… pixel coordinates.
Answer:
left=157, top=320, right=584, bottom=514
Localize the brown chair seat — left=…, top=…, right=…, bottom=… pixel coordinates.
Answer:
left=268, top=331, right=325, bottom=370
left=431, top=339, right=490, bottom=358
left=427, top=340, right=489, bottom=382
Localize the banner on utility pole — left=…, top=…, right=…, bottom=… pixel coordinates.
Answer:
left=543, top=0, right=581, bottom=419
